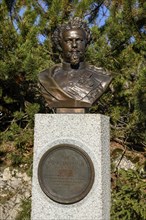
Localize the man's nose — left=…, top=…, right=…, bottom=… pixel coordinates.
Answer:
left=72, top=39, right=77, bottom=48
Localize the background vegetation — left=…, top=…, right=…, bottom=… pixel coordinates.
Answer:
left=0, top=0, right=146, bottom=219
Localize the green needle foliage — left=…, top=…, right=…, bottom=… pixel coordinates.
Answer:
left=0, top=0, right=146, bottom=219
left=111, top=169, right=146, bottom=220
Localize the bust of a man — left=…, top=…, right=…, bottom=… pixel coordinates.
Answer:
left=39, top=17, right=112, bottom=112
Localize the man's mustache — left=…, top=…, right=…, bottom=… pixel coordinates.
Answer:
left=68, top=49, right=80, bottom=52
left=67, top=51, right=84, bottom=55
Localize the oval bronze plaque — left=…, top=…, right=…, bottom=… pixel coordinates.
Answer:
left=38, top=144, right=94, bottom=204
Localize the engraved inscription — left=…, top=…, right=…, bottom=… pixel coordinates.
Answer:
left=38, top=144, right=94, bottom=204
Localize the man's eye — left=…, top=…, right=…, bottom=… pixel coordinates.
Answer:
left=65, top=39, right=72, bottom=42
left=77, top=39, right=83, bottom=42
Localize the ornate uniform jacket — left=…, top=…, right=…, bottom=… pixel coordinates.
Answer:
left=38, top=62, right=112, bottom=108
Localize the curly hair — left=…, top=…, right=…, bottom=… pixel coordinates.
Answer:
left=52, top=17, right=92, bottom=51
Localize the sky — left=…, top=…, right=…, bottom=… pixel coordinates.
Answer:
left=37, top=1, right=110, bottom=43
left=12, top=1, right=110, bottom=43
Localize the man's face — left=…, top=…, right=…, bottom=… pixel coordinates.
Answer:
left=61, top=29, right=86, bottom=65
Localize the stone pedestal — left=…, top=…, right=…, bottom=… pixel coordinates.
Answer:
left=31, top=114, right=111, bottom=220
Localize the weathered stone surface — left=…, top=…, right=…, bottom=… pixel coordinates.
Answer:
left=114, top=156, right=136, bottom=170
left=0, top=167, right=31, bottom=220
left=31, top=114, right=111, bottom=220
left=2, top=167, right=11, bottom=181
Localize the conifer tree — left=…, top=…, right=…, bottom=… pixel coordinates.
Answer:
left=0, top=1, right=146, bottom=219
left=0, top=0, right=145, bottom=161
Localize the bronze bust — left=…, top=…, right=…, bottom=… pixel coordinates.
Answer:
left=39, top=18, right=112, bottom=112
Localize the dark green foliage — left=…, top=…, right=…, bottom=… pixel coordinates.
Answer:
left=1, top=1, right=145, bottom=148
left=15, top=198, right=31, bottom=220
left=4, top=0, right=16, bottom=14
left=111, top=169, right=146, bottom=220
left=88, top=0, right=146, bottom=149
left=0, top=0, right=146, bottom=218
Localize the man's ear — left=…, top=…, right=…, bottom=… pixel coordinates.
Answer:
left=57, top=40, right=63, bottom=52
left=58, top=45, right=63, bottom=52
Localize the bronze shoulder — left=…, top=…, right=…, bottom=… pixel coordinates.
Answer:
left=39, top=64, right=62, bottom=80
left=86, top=64, right=112, bottom=91
left=87, top=64, right=112, bottom=76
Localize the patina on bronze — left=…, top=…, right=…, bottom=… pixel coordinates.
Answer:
left=38, top=144, right=95, bottom=204
left=38, top=17, right=112, bottom=113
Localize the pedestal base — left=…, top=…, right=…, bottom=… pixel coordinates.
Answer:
left=31, top=114, right=111, bottom=220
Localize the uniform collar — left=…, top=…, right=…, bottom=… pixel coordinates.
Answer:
left=62, top=62, right=86, bottom=71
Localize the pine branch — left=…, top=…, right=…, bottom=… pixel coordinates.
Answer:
left=85, top=0, right=104, bottom=23
left=4, top=0, right=16, bottom=14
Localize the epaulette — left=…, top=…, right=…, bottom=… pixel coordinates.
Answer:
left=87, top=65, right=111, bottom=76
